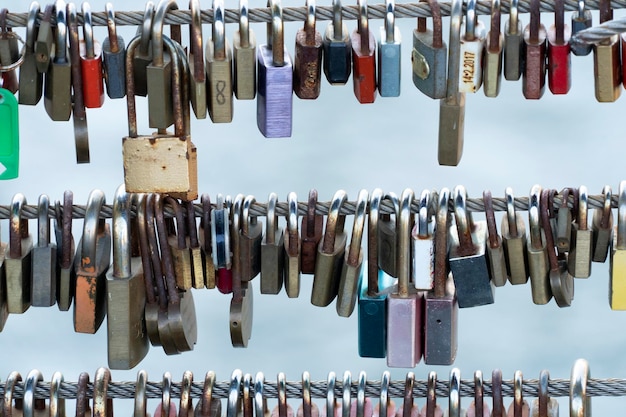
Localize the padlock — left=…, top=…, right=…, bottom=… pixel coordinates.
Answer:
left=483, top=191, right=507, bottom=287
left=572, top=0, right=592, bottom=56
left=541, top=189, right=574, bottom=308
left=147, top=0, right=179, bottom=129
left=424, top=188, right=458, bottom=365
left=271, top=373, right=295, bottom=417
left=490, top=370, right=505, bottom=417
left=610, top=181, right=626, bottom=310
left=556, top=188, right=573, bottom=254
left=74, top=189, right=111, bottom=333
left=378, top=192, right=399, bottom=277
left=18, top=2, right=43, bottom=105
left=43, top=1, right=72, bottom=122
left=312, top=190, right=348, bottom=307
left=297, top=372, right=320, bottom=417
left=123, top=34, right=198, bottom=200
left=233, top=0, right=257, bottom=100
left=466, top=371, right=490, bottom=417
left=351, top=0, right=377, bottom=103
left=294, top=0, right=322, bottom=99
left=501, top=188, right=528, bottom=285
left=188, top=0, right=206, bottom=119
left=592, top=185, right=613, bottom=262
left=240, top=195, right=263, bottom=282
left=199, top=194, right=216, bottom=289
left=284, top=192, right=301, bottom=298
left=506, top=371, right=530, bottom=417
left=547, top=0, right=571, bottom=95
left=79, top=3, right=105, bottom=108
left=459, top=0, right=485, bottom=93
left=337, top=189, right=368, bottom=317
left=106, top=186, right=149, bottom=369
left=155, top=194, right=197, bottom=353
left=397, top=373, right=419, bottom=417
left=35, top=4, right=54, bottom=73
left=594, top=0, right=621, bottom=102
left=229, top=195, right=253, bottom=347
left=184, top=201, right=205, bottom=289
left=31, top=194, right=57, bottom=307
left=358, top=189, right=394, bottom=358
left=133, top=1, right=155, bottom=97
left=438, top=0, right=465, bottom=166
left=448, top=186, right=494, bottom=308
left=527, top=185, right=551, bottom=305
left=165, top=197, right=193, bottom=290
left=378, top=0, right=401, bottom=97
left=300, top=189, right=323, bottom=274
left=207, top=0, right=233, bottom=123
left=483, top=0, right=503, bottom=97
left=504, top=0, right=523, bottom=81
left=323, top=0, right=351, bottom=85
left=261, top=193, right=284, bottom=294
left=66, top=1, right=90, bottom=164
left=412, top=0, right=446, bottom=99
left=412, top=189, right=435, bottom=290
left=569, top=186, right=593, bottom=278
left=5, top=193, right=33, bottom=314
left=102, top=3, right=126, bottom=99
left=529, top=371, right=559, bottom=417
left=523, top=0, right=547, bottom=99
left=212, top=195, right=233, bottom=294
left=55, top=191, right=75, bottom=311
left=257, top=0, right=293, bottom=138
left=387, top=188, right=423, bottom=367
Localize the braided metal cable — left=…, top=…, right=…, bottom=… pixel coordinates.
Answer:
left=5, top=1, right=626, bottom=28
left=571, top=16, right=626, bottom=46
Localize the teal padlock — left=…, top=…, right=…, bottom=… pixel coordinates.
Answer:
left=0, top=88, right=19, bottom=179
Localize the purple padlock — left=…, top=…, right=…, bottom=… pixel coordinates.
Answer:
left=257, top=0, right=293, bottom=138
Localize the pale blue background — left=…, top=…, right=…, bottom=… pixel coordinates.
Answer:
left=2, top=0, right=626, bottom=414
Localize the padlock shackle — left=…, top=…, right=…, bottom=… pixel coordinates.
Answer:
left=278, top=373, right=289, bottom=417
left=402, top=373, right=415, bottom=417
left=397, top=188, right=414, bottom=297
left=152, top=0, right=179, bottom=67
left=326, top=372, right=337, bottom=417
left=483, top=190, right=500, bottom=250
left=138, top=1, right=154, bottom=56
left=347, top=189, right=368, bottom=267
left=230, top=194, right=244, bottom=301
left=322, top=190, right=347, bottom=254
left=508, top=0, right=519, bottom=30
left=434, top=188, right=450, bottom=299
left=266, top=0, right=285, bottom=66
left=266, top=193, right=278, bottom=244
left=136, top=195, right=157, bottom=305
left=528, top=185, right=543, bottom=250
left=201, top=194, right=212, bottom=257
left=417, top=189, right=432, bottom=239
left=473, top=371, right=484, bottom=417
left=37, top=194, right=50, bottom=248
left=163, top=35, right=187, bottom=137
left=356, top=372, right=367, bottom=417
left=445, top=0, right=462, bottom=99
left=212, top=0, right=227, bottom=60
left=105, top=3, right=119, bottom=53
left=357, top=0, right=370, bottom=54
left=25, top=2, right=39, bottom=50
left=305, top=0, right=316, bottom=44
left=111, top=184, right=131, bottom=278
left=302, top=371, right=313, bottom=417
left=491, top=370, right=504, bottom=417
left=255, top=373, right=269, bottom=417
left=384, top=0, right=395, bottom=43
left=242, top=195, right=257, bottom=236
left=125, top=36, right=142, bottom=138
left=165, top=196, right=187, bottom=250
left=367, top=189, right=382, bottom=294
left=529, top=0, right=541, bottom=43
left=161, top=373, right=172, bottom=417
left=238, top=0, right=250, bottom=48
left=189, top=0, right=204, bottom=80
left=48, top=372, right=64, bottom=417
left=599, top=185, right=613, bottom=229
left=81, top=2, right=95, bottom=58
left=80, top=189, right=106, bottom=272
left=452, top=185, right=475, bottom=255
left=489, top=0, right=501, bottom=51
left=341, top=371, right=351, bottom=417
left=449, top=369, right=461, bottom=417
left=23, top=370, right=43, bottom=417
left=134, top=371, right=148, bottom=417
left=286, top=192, right=299, bottom=257
left=9, top=193, right=27, bottom=259
left=305, top=189, right=319, bottom=239
left=599, top=0, right=612, bottom=23
left=93, top=368, right=111, bottom=417
left=465, top=0, right=478, bottom=41
left=512, top=371, right=524, bottom=417
left=54, top=1, right=67, bottom=62
left=554, top=0, right=565, bottom=44
left=540, top=189, right=559, bottom=271
left=578, top=185, right=589, bottom=232
left=146, top=194, right=169, bottom=309
left=425, top=372, right=437, bottom=417
left=505, top=187, right=519, bottom=237
left=227, top=371, right=243, bottom=417
left=538, top=370, right=550, bottom=417
left=618, top=181, right=626, bottom=249
left=154, top=194, right=181, bottom=305
left=570, top=359, right=591, bottom=417
left=185, top=201, right=200, bottom=249
left=332, top=0, right=343, bottom=41
left=378, top=372, right=391, bottom=417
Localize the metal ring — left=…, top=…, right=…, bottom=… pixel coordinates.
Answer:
left=213, top=0, right=225, bottom=58
left=538, top=370, right=549, bottom=417
left=55, top=0, right=67, bottom=59
left=529, top=185, right=542, bottom=249
left=600, top=185, right=613, bottom=228
left=570, top=359, right=591, bottom=417
left=25, top=2, right=39, bottom=49
left=513, top=371, right=523, bottom=417
left=134, top=370, right=148, bottom=417
left=161, top=372, right=173, bottom=417
left=255, top=373, right=268, bottom=417
left=23, top=370, right=43, bottom=417
left=75, top=373, right=90, bottom=417
left=379, top=371, right=390, bottom=417
left=449, top=369, right=460, bottom=417
left=4, top=372, right=22, bottom=417
left=50, top=372, right=65, bottom=417
left=385, top=0, right=395, bottom=42
left=243, top=374, right=253, bottom=417
left=326, top=372, right=336, bottom=417
left=578, top=0, right=586, bottom=15
left=139, top=1, right=154, bottom=54
left=452, top=185, right=470, bottom=242
left=341, top=371, right=351, bottom=417
left=332, top=0, right=342, bottom=37
left=228, top=370, right=243, bottom=417
left=239, top=0, right=249, bottom=46
left=473, top=371, right=483, bottom=417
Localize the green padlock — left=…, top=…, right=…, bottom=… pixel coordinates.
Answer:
left=0, top=88, right=19, bottom=179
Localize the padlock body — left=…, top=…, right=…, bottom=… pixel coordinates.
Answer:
left=323, top=24, right=352, bottom=85
left=240, top=222, right=263, bottom=282
left=358, top=270, right=394, bottom=358
left=412, top=236, right=434, bottom=290
left=448, top=222, right=494, bottom=308
left=610, top=228, right=626, bottom=310
left=103, top=35, right=127, bottom=99
left=206, top=39, right=234, bottom=123
left=311, top=233, right=347, bottom=307
left=568, top=225, right=592, bottom=278
left=18, top=49, right=43, bottom=105
left=217, top=267, right=233, bottom=294
left=547, top=25, right=571, bottom=95
left=438, top=94, right=465, bottom=167
left=35, top=21, right=54, bottom=73
left=351, top=30, right=377, bottom=103
left=123, top=135, right=199, bottom=201
left=527, top=240, right=551, bottom=305
left=188, top=51, right=207, bottom=119
left=5, top=237, right=33, bottom=314
left=133, top=47, right=152, bottom=97
left=424, top=285, right=458, bottom=365
left=300, top=215, right=323, bottom=274
left=571, top=11, right=592, bottom=56
left=44, top=61, right=72, bottom=121
left=386, top=292, right=423, bottom=367
left=284, top=251, right=301, bottom=299
left=459, top=22, right=486, bottom=93
left=336, top=254, right=363, bottom=317
left=233, top=29, right=257, bottom=100
left=592, top=209, right=613, bottom=262
left=31, top=244, right=57, bottom=307
left=378, top=26, right=401, bottom=97
left=57, top=267, right=74, bottom=311
left=170, top=240, right=193, bottom=290
left=257, top=45, right=293, bottom=138
left=483, top=34, right=503, bottom=97
left=412, top=30, right=447, bottom=99
left=230, top=283, right=253, bottom=347
left=106, top=257, right=149, bottom=370
left=501, top=216, right=528, bottom=285
left=189, top=245, right=205, bottom=289
left=504, top=20, right=523, bottom=81
left=486, top=239, right=507, bottom=288
left=294, top=28, right=323, bottom=99
left=168, top=288, right=198, bottom=352
left=378, top=218, right=397, bottom=277
left=523, top=25, right=547, bottom=99
left=146, top=53, right=174, bottom=129
left=80, top=41, right=106, bottom=108
left=261, top=229, right=285, bottom=294
left=594, top=36, right=621, bottom=102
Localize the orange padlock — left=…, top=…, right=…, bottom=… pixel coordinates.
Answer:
left=79, top=2, right=105, bottom=108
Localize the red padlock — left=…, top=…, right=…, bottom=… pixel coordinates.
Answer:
left=79, top=3, right=104, bottom=108
left=547, top=0, right=571, bottom=94
left=351, top=0, right=377, bottom=103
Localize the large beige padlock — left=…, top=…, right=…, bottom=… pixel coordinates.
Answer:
left=123, top=34, right=198, bottom=201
